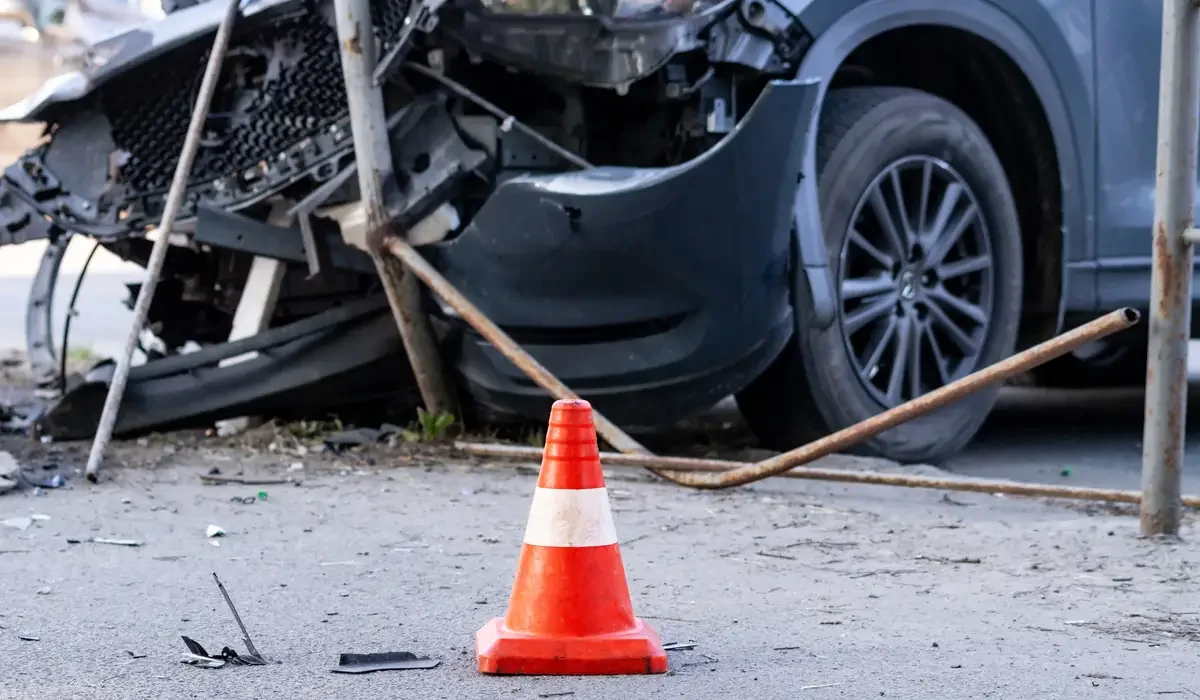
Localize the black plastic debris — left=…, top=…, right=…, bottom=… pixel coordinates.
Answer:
left=214, top=573, right=266, bottom=663
left=67, top=537, right=143, bottom=546
left=329, top=652, right=441, bottom=674
left=180, top=636, right=262, bottom=668
left=663, top=641, right=698, bottom=651
left=180, top=574, right=268, bottom=669
left=323, top=427, right=382, bottom=452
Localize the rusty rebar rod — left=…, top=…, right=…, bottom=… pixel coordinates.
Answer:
left=455, top=441, right=1200, bottom=508
left=458, top=308, right=1139, bottom=490
left=662, top=308, right=1140, bottom=488
left=374, top=230, right=648, bottom=455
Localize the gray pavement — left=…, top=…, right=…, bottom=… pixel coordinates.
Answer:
left=0, top=455, right=1196, bottom=700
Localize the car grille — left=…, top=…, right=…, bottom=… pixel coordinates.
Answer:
left=100, top=0, right=412, bottom=201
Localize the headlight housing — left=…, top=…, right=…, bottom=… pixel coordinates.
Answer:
left=452, top=0, right=728, bottom=88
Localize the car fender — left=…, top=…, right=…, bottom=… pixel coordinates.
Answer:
left=0, top=0, right=303, bottom=123
left=781, top=0, right=1094, bottom=331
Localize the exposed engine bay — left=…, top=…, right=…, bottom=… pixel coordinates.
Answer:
left=0, top=0, right=819, bottom=437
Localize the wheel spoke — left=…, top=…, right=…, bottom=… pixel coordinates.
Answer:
left=916, top=160, right=932, bottom=235
left=925, top=323, right=952, bottom=385
left=844, top=294, right=897, bottom=335
left=848, top=229, right=895, bottom=269
left=928, top=299, right=980, bottom=354
left=937, top=254, right=990, bottom=280
left=868, top=185, right=907, bottom=259
left=929, top=286, right=988, bottom=325
left=925, top=182, right=963, bottom=242
left=842, top=274, right=896, bottom=301
left=886, top=317, right=912, bottom=403
left=926, top=203, right=978, bottom=267
left=907, top=318, right=923, bottom=399
left=888, top=169, right=916, bottom=247
left=860, top=315, right=898, bottom=378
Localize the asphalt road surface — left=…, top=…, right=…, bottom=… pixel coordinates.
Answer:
left=0, top=456, right=1196, bottom=700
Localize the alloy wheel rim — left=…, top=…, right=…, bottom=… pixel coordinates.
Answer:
left=837, top=155, right=994, bottom=408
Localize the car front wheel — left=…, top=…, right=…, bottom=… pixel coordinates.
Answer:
left=737, top=87, right=1023, bottom=464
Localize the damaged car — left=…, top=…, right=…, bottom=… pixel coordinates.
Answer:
left=0, top=0, right=1134, bottom=463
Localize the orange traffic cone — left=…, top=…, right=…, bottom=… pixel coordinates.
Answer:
left=476, top=398, right=668, bottom=676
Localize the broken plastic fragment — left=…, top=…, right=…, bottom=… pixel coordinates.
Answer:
left=2, top=516, right=32, bottom=530
left=329, top=651, right=441, bottom=674
left=180, top=635, right=264, bottom=668
left=206, top=525, right=225, bottom=538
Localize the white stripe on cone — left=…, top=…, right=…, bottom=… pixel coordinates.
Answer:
left=522, top=487, right=619, bottom=548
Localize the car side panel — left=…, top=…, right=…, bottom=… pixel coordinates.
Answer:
left=1090, top=0, right=1200, bottom=309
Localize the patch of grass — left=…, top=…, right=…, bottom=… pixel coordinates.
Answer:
left=400, top=408, right=456, bottom=443
left=284, top=416, right=344, bottom=439
left=66, top=346, right=98, bottom=363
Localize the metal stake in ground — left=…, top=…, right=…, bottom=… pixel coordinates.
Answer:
left=332, top=0, right=457, bottom=419
left=1142, top=0, right=1200, bottom=537
left=84, top=0, right=243, bottom=483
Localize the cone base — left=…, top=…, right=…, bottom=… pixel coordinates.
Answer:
left=475, top=617, right=668, bottom=676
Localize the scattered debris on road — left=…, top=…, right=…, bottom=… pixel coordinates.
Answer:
left=0, top=451, right=65, bottom=493
left=662, top=641, right=698, bottom=651
left=180, top=637, right=245, bottom=669
left=206, top=525, right=225, bottom=539
left=2, top=515, right=32, bottom=530
left=200, top=473, right=292, bottom=486
left=67, top=537, right=144, bottom=547
left=180, top=574, right=268, bottom=669
left=213, top=573, right=267, bottom=665
left=329, top=651, right=441, bottom=674
left=17, top=635, right=40, bottom=642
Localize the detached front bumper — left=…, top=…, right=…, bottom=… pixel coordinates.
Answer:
left=434, top=78, right=823, bottom=426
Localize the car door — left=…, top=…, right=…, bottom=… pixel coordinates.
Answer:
left=1093, top=0, right=1200, bottom=308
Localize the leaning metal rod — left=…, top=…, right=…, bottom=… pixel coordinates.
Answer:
left=374, top=230, right=647, bottom=455
left=460, top=309, right=1140, bottom=489
left=456, top=441, right=1200, bottom=508
left=402, top=62, right=594, bottom=170
left=84, top=0, right=243, bottom=483
left=656, top=308, right=1141, bottom=488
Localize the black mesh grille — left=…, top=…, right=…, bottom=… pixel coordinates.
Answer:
left=100, top=0, right=412, bottom=199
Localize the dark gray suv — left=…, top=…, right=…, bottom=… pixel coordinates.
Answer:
left=0, top=0, right=1170, bottom=462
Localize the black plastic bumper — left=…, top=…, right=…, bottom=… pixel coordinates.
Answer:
left=434, top=78, right=822, bottom=426
left=0, top=168, right=58, bottom=247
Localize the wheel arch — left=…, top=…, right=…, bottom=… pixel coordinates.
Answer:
left=786, top=0, right=1094, bottom=343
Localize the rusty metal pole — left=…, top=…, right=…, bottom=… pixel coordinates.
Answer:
left=1142, top=0, right=1200, bottom=536
left=332, top=0, right=457, bottom=418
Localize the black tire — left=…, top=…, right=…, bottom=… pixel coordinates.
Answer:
left=736, top=87, right=1023, bottom=463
